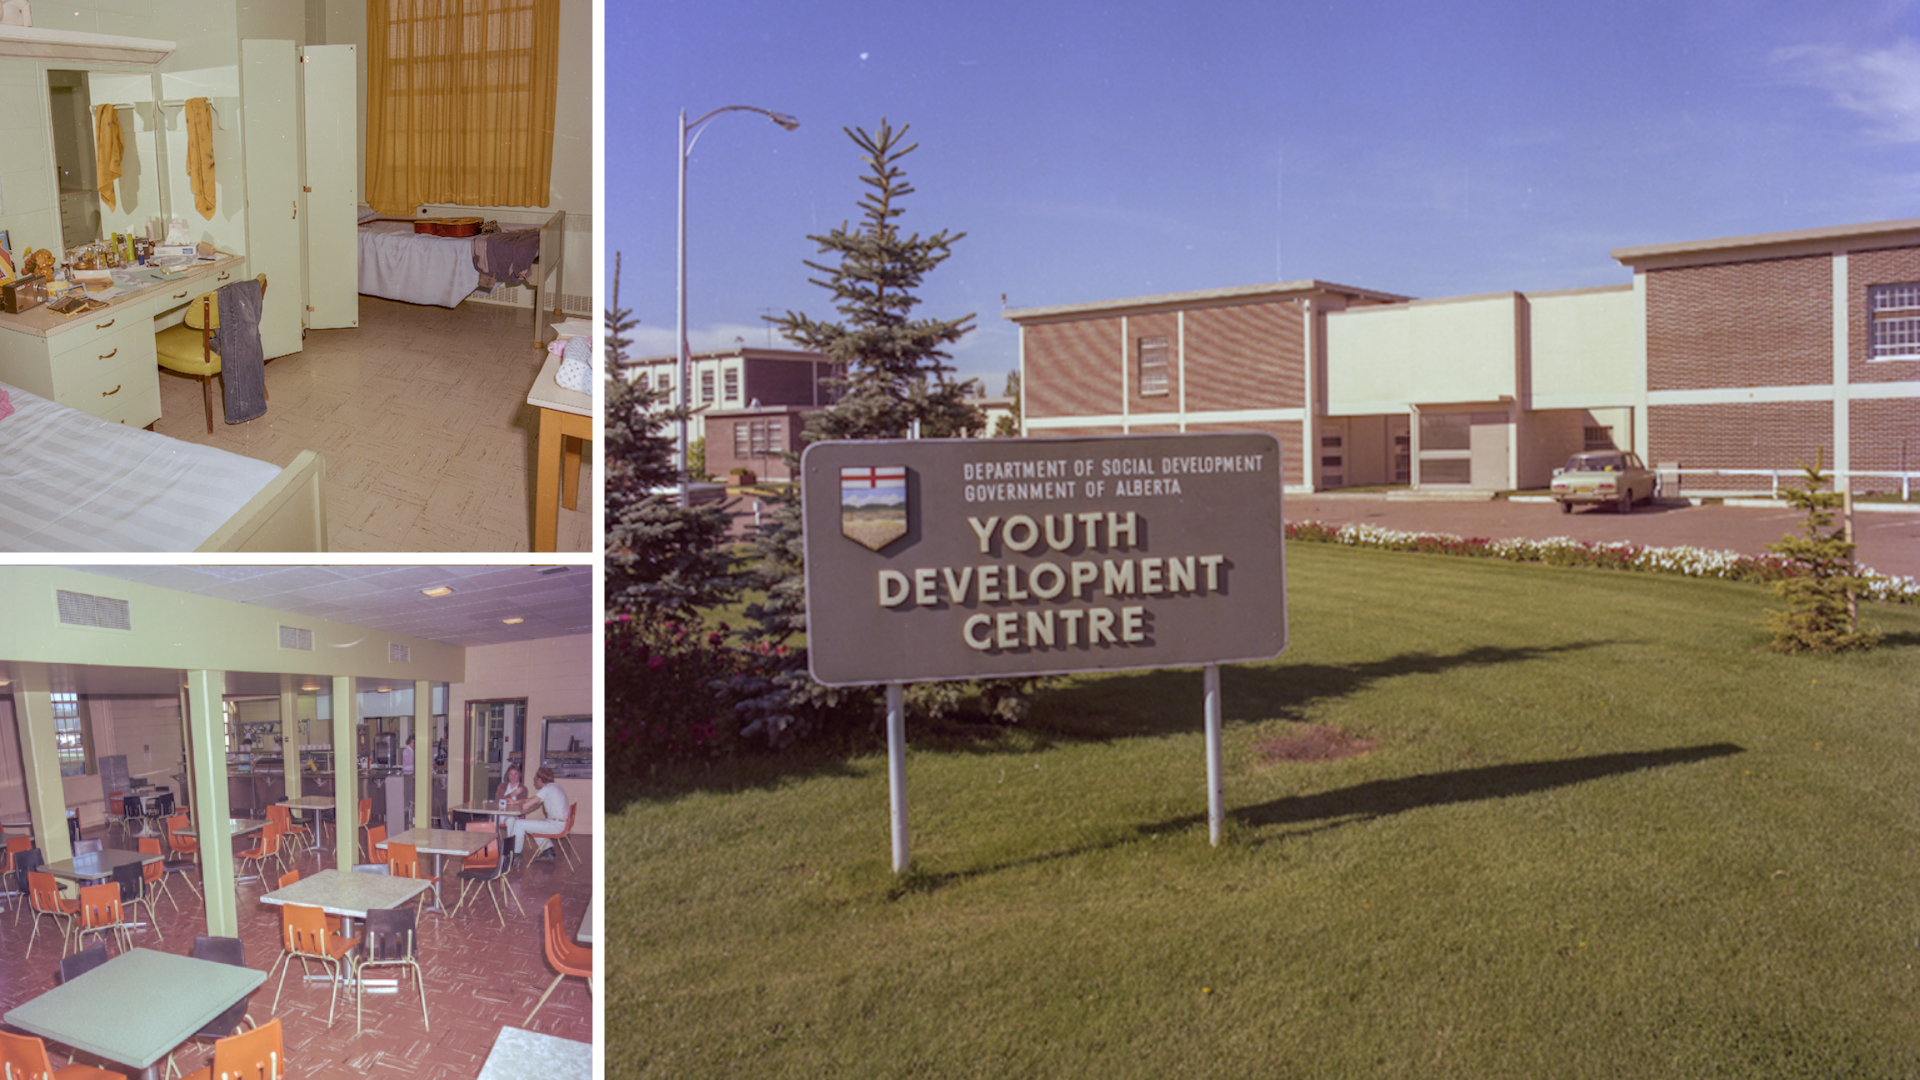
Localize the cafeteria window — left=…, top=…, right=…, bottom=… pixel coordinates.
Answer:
left=53, top=692, right=91, bottom=777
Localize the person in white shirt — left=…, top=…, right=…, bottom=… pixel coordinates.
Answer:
left=401, top=736, right=415, bottom=774
left=507, top=765, right=570, bottom=860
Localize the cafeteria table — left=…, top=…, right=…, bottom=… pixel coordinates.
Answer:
left=377, top=827, right=497, bottom=915
left=4, top=947, right=265, bottom=1080
left=258, top=869, right=435, bottom=994
left=278, top=795, right=334, bottom=847
left=177, top=818, right=270, bottom=881
left=449, top=799, right=530, bottom=831
left=42, top=847, right=163, bottom=885
left=478, top=1026, right=591, bottom=1080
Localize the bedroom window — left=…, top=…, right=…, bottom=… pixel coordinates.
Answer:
left=365, top=0, right=561, bottom=215
left=1137, top=336, right=1169, bottom=396
left=1869, top=283, right=1920, bottom=359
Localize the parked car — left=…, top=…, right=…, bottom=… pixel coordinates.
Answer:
left=1550, top=450, right=1656, bottom=513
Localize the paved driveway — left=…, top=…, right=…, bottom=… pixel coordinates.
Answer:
left=1285, top=494, right=1920, bottom=583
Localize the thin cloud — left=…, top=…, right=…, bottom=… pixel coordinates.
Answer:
left=625, top=323, right=799, bottom=361
left=1772, top=37, right=1920, bottom=142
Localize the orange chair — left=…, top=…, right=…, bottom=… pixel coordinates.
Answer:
left=264, top=806, right=300, bottom=860
left=529, top=802, right=581, bottom=870
left=0, top=1029, right=123, bottom=1080
left=180, top=1016, right=283, bottom=1080
left=365, top=824, right=389, bottom=866
left=355, top=798, right=372, bottom=858
left=386, top=841, right=432, bottom=912
left=272, top=903, right=357, bottom=1027
left=525, top=894, right=592, bottom=1024
left=75, top=881, right=132, bottom=956
left=105, top=790, right=126, bottom=835
left=25, top=869, right=79, bottom=959
left=279, top=804, right=313, bottom=858
left=133, top=838, right=171, bottom=936
left=236, top=822, right=286, bottom=882
left=3, top=834, right=31, bottom=916
left=165, top=814, right=204, bottom=903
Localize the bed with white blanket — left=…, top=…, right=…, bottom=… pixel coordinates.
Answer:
left=357, top=208, right=567, bottom=342
left=0, top=381, right=328, bottom=552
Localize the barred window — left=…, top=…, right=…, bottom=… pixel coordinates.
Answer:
left=1869, top=283, right=1920, bottom=360
left=1583, top=425, right=1615, bottom=450
left=700, top=370, right=715, bottom=403
left=53, top=692, right=89, bottom=777
left=1137, top=336, right=1169, bottom=396
left=733, top=421, right=750, bottom=457
left=724, top=369, right=740, bottom=402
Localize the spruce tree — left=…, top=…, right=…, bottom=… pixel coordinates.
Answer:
left=603, top=256, right=741, bottom=618
left=1764, top=451, right=1880, bottom=652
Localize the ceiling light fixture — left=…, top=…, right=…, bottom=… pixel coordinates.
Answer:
left=502, top=617, right=524, bottom=625
left=420, top=586, right=455, bottom=598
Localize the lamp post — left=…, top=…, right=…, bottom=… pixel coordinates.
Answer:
left=676, top=104, right=800, bottom=505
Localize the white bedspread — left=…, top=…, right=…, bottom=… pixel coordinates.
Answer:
left=0, top=381, right=283, bottom=552
left=358, top=220, right=483, bottom=308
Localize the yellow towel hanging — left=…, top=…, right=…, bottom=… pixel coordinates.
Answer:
left=187, top=97, right=216, bottom=219
left=93, top=103, right=123, bottom=212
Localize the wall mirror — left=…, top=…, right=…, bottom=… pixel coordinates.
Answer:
left=46, top=68, right=166, bottom=252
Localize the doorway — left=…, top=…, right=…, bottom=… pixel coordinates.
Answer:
left=464, top=698, right=525, bottom=803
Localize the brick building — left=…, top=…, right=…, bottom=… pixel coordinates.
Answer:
left=1010, top=219, right=1920, bottom=496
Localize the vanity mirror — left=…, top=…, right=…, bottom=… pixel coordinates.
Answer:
left=45, top=67, right=165, bottom=252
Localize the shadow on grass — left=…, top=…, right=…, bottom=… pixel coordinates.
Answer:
left=616, top=641, right=1621, bottom=813
left=1187, top=741, right=1745, bottom=845
left=1039, top=641, right=1615, bottom=740
left=895, top=742, right=1743, bottom=896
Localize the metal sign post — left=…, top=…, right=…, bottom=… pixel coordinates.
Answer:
left=887, top=682, right=909, bottom=872
left=1204, top=664, right=1224, bottom=846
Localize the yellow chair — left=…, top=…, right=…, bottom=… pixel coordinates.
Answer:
left=154, top=274, right=268, bottom=434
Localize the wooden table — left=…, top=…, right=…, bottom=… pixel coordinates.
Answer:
left=478, top=1026, right=591, bottom=1080
left=377, top=827, right=497, bottom=915
left=527, top=351, right=591, bottom=552
left=4, top=947, right=265, bottom=1080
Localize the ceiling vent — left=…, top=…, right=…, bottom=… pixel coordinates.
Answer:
left=56, top=590, right=131, bottom=631
left=390, top=643, right=411, bottom=664
left=279, top=626, right=314, bottom=651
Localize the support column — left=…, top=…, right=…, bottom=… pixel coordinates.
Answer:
left=413, top=680, right=432, bottom=830
left=330, top=675, right=357, bottom=865
left=12, top=663, right=72, bottom=865
left=185, top=668, right=238, bottom=937
left=279, top=676, right=301, bottom=800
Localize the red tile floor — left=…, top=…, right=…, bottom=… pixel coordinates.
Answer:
left=0, top=822, right=592, bottom=1079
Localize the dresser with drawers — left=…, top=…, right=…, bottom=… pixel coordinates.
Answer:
left=0, top=254, right=248, bottom=428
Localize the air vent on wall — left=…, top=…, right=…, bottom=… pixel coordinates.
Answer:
left=390, top=643, right=410, bottom=664
left=56, top=590, right=131, bottom=630
left=280, top=626, right=313, bottom=651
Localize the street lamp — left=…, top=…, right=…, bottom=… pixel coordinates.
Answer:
left=676, top=104, right=800, bottom=505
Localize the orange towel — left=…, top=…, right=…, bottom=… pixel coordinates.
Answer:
left=187, top=97, right=215, bottom=219
left=93, top=104, right=123, bottom=212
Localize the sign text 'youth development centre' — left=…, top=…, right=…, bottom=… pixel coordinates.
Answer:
left=801, top=433, right=1287, bottom=686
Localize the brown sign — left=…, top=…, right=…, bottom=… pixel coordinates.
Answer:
left=801, top=433, right=1287, bottom=686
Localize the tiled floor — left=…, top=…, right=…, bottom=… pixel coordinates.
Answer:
left=0, top=823, right=593, bottom=1080
left=150, top=297, right=593, bottom=553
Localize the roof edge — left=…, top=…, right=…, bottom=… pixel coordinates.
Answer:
left=1004, top=279, right=1410, bottom=322
left=1612, top=218, right=1920, bottom=269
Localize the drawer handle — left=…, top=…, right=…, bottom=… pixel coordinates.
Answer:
left=99, top=348, right=118, bottom=361
left=218, top=272, right=231, bottom=281
left=94, top=318, right=115, bottom=330
left=102, top=383, right=121, bottom=397
left=173, top=289, right=189, bottom=299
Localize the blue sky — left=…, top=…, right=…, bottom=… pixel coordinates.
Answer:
left=611, top=0, right=1920, bottom=391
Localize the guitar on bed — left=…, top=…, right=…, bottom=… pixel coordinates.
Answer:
left=364, top=215, right=486, bottom=237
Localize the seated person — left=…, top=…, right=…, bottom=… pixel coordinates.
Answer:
left=505, top=766, right=570, bottom=860
left=495, top=763, right=529, bottom=803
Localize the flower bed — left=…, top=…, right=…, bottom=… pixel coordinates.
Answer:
left=1283, top=521, right=1920, bottom=604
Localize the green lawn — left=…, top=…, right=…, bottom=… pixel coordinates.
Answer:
left=612, top=544, right=1920, bottom=1078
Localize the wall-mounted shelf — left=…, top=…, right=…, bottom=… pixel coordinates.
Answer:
left=0, top=24, right=175, bottom=65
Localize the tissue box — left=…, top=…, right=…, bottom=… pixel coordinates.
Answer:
left=154, top=244, right=197, bottom=261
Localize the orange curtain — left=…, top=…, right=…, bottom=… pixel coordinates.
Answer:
left=365, top=0, right=559, bottom=216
